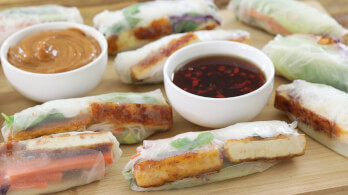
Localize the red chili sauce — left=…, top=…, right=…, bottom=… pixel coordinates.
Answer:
left=172, top=55, right=266, bottom=98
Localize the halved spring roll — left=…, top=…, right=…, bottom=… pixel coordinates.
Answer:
left=1, top=89, right=173, bottom=144
left=263, top=34, right=348, bottom=92
left=0, top=5, right=83, bottom=45
left=228, top=0, right=348, bottom=44
left=275, top=80, right=348, bottom=157
left=93, top=0, right=221, bottom=54
left=123, top=121, right=306, bottom=191
left=0, top=131, right=122, bottom=195
left=114, top=30, right=251, bottom=84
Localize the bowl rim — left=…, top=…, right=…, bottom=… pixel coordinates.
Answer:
left=0, top=22, right=107, bottom=77
left=163, top=40, right=275, bottom=102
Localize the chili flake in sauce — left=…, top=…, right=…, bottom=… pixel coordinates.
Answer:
left=173, top=55, right=266, bottom=98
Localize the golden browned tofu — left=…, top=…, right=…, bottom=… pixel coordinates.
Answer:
left=90, top=102, right=173, bottom=131
left=133, top=148, right=223, bottom=188
left=224, top=134, right=306, bottom=162
left=130, top=33, right=198, bottom=82
left=9, top=114, right=93, bottom=141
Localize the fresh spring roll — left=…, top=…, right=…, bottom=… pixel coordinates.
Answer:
left=275, top=80, right=348, bottom=157
left=114, top=30, right=251, bottom=84
left=93, top=0, right=221, bottom=54
left=123, top=121, right=306, bottom=191
left=0, top=5, right=83, bottom=45
left=0, top=131, right=122, bottom=195
left=228, top=0, right=348, bottom=44
left=1, top=89, right=173, bottom=144
left=262, top=34, right=348, bottom=92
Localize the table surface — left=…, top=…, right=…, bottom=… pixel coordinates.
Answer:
left=0, top=0, right=348, bottom=195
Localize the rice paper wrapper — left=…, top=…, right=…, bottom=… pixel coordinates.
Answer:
left=0, top=5, right=83, bottom=45
left=276, top=80, right=348, bottom=157
left=262, top=34, right=348, bottom=92
left=93, top=0, right=221, bottom=37
left=123, top=121, right=305, bottom=191
left=0, top=131, right=122, bottom=195
left=228, top=0, right=348, bottom=42
left=1, top=89, right=172, bottom=144
left=127, top=161, right=278, bottom=191
left=114, top=29, right=251, bottom=84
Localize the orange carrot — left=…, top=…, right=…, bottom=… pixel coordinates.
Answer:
left=6, top=153, right=106, bottom=180
left=130, top=153, right=141, bottom=159
left=9, top=181, right=48, bottom=191
left=10, top=172, right=62, bottom=184
left=248, top=9, right=291, bottom=35
left=102, top=151, right=114, bottom=164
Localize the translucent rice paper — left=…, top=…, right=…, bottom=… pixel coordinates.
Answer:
left=114, top=30, right=251, bottom=84
left=1, top=89, right=172, bottom=144
left=228, top=0, right=348, bottom=43
left=276, top=80, right=348, bottom=157
left=0, top=131, right=122, bottom=195
left=93, top=0, right=221, bottom=53
left=123, top=121, right=305, bottom=191
left=262, top=34, right=348, bottom=92
left=0, top=5, right=83, bottom=45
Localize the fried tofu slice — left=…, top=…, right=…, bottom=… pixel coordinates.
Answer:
left=133, top=147, right=223, bottom=188
left=224, top=134, right=306, bottom=162
left=9, top=114, right=93, bottom=141
left=90, top=103, right=172, bottom=131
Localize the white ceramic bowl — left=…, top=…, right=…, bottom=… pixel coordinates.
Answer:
left=1, top=22, right=107, bottom=102
left=163, top=41, right=274, bottom=128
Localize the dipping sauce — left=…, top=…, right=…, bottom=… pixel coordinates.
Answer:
left=173, top=55, right=266, bottom=98
left=7, top=28, right=101, bottom=73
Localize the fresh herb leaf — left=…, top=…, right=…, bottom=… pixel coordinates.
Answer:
left=123, top=4, right=141, bottom=28
left=1, top=113, right=14, bottom=126
left=28, top=112, right=65, bottom=128
left=110, top=23, right=124, bottom=34
left=170, top=137, right=191, bottom=148
left=170, top=132, right=214, bottom=150
left=252, top=132, right=260, bottom=137
left=208, top=4, right=218, bottom=11
left=187, top=12, right=201, bottom=17
left=175, top=20, right=199, bottom=33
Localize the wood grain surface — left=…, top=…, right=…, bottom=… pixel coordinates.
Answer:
left=0, top=0, right=347, bottom=195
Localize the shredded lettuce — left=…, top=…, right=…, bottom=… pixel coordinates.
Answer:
left=170, top=132, right=214, bottom=150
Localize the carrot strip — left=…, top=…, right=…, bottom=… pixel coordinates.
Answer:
left=10, top=172, right=62, bottom=184
left=6, top=153, right=105, bottom=180
left=9, top=181, right=48, bottom=191
left=130, top=153, right=141, bottom=159
left=102, top=151, right=114, bottom=164
left=248, top=9, right=291, bottom=35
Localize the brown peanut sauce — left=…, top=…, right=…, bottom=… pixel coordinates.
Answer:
left=7, top=28, right=101, bottom=73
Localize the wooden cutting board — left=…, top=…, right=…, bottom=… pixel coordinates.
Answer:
left=0, top=1, right=347, bottom=194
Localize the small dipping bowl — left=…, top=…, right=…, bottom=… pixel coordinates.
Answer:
left=1, top=22, right=107, bottom=102
left=163, top=41, right=274, bottom=128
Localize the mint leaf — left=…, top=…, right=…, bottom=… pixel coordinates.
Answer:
left=170, top=132, right=214, bottom=150
left=2, top=113, right=14, bottom=126
left=123, top=4, right=141, bottom=28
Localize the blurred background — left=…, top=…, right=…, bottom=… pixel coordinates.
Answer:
left=0, top=0, right=347, bottom=27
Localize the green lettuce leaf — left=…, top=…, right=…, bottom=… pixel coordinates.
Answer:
left=176, top=20, right=199, bottom=33
left=123, top=4, right=141, bottom=28
left=1, top=113, right=14, bottom=126
left=28, top=112, right=65, bottom=129
left=170, top=132, right=214, bottom=150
